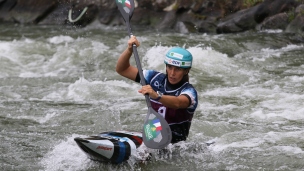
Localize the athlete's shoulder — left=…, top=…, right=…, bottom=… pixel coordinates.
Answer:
left=143, top=70, right=165, bottom=82
left=183, top=83, right=197, bottom=92
left=143, top=69, right=158, bottom=76
left=182, top=83, right=198, bottom=100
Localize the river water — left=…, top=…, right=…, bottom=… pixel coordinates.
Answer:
left=0, top=23, right=303, bottom=171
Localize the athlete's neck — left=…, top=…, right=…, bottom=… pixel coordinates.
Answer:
left=166, top=75, right=188, bottom=90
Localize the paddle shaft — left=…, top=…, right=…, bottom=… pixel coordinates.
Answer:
left=125, top=21, right=152, bottom=108
left=116, top=0, right=172, bottom=148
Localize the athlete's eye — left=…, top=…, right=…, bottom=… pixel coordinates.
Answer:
left=176, top=67, right=183, bottom=71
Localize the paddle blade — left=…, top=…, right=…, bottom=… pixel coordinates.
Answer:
left=142, top=107, right=172, bottom=149
left=115, top=0, right=135, bottom=23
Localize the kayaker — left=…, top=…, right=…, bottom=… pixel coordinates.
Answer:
left=116, top=36, right=198, bottom=144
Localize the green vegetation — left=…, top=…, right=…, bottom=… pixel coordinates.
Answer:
left=295, top=0, right=304, bottom=4
left=243, top=0, right=264, bottom=8
left=287, top=8, right=296, bottom=22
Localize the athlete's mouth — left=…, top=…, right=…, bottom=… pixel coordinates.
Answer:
left=169, top=77, right=176, bottom=82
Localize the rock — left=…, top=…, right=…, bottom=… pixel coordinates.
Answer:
left=174, top=21, right=197, bottom=33
left=9, top=0, right=57, bottom=24
left=39, top=0, right=70, bottom=25
left=0, top=0, right=17, bottom=22
left=295, top=4, right=304, bottom=15
left=151, top=0, right=177, bottom=12
left=0, top=0, right=303, bottom=34
left=286, top=13, right=304, bottom=33
left=217, top=5, right=260, bottom=33
left=254, top=0, right=299, bottom=23
left=286, top=14, right=304, bottom=43
left=156, top=11, right=177, bottom=30
left=132, top=7, right=161, bottom=26
left=40, top=0, right=99, bottom=27
left=98, top=7, right=117, bottom=25
left=197, top=21, right=217, bottom=33
left=193, top=3, right=223, bottom=21
left=216, top=19, right=243, bottom=33
left=234, top=5, right=260, bottom=30
left=97, top=0, right=118, bottom=25
left=286, top=4, right=304, bottom=33
left=260, top=13, right=289, bottom=30
left=220, top=0, right=244, bottom=15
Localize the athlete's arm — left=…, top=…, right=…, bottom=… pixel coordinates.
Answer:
left=138, top=85, right=191, bottom=109
left=158, top=94, right=190, bottom=109
left=116, top=36, right=139, bottom=81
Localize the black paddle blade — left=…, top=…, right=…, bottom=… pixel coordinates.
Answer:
left=142, top=107, right=172, bottom=149
left=115, top=0, right=135, bottom=23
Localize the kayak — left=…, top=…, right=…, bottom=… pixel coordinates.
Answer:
left=74, top=131, right=144, bottom=164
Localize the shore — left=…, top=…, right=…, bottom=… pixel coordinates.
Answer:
left=0, top=0, right=303, bottom=38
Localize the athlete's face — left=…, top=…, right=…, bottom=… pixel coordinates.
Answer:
left=166, top=65, right=189, bottom=84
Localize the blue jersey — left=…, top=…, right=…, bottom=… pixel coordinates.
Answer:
left=142, top=70, right=198, bottom=143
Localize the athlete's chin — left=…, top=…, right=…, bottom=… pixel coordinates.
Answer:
left=168, top=78, right=178, bottom=84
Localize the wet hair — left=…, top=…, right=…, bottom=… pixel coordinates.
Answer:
left=183, top=72, right=190, bottom=82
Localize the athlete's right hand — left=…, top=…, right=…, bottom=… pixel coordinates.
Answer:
left=128, top=35, right=140, bottom=51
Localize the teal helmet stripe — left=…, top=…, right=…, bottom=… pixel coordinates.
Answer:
left=164, top=47, right=193, bottom=68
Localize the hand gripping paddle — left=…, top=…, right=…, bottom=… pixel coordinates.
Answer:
left=116, top=0, right=172, bottom=149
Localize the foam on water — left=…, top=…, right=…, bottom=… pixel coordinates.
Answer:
left=0, top=35, right=111, bottom=78
left=256, top=44, right=303, bottom=62
left=6, top=111, right=58, bottom=125
left=201, top=82, right=304, bottom=122
left=143, top=45, right=236, bottom=76
left=40, top=134, right=93, bottom=171
left=1, top=26, right=304, bottom=170
left=42, top=76, right=141, bottom=103
left=189, top=41, right=304, bottom=169
left=48, top=35, right=75, bottom=44
left=259, top=29, right=283, bottom=33
left=143, top=45, right=168, bottom=71
left=189, top=46, right=232, bottom=72
left=211, top=130, right=304, bottom=153
left=234, top=43, right=303, bottom=62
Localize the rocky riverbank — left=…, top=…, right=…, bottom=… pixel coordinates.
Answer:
left=0, top=0, right=303, bottom=36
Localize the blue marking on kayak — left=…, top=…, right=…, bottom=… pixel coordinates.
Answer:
left=116, top=141, right=125, bottom=163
